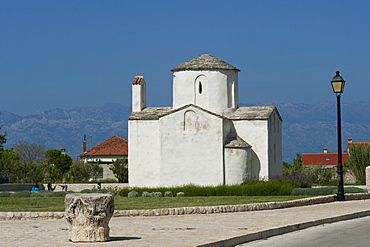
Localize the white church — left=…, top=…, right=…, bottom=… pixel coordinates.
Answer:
left=128, top=54, right=282, bottom=188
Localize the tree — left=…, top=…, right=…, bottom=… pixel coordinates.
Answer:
left=110, top=158, right=128, bottom=183
left=13, top=141, right=45, bottom=163
left=0, top=125, right=6, bottom=151
left=283, top=154, right=304, bottom=176
left=67, top=159, right=103, bottom=182
left=0, top=149, right=20, bottom=181
left=45, top=149, right=72, bottom=174
left=347, top=144, right=370, bottom=184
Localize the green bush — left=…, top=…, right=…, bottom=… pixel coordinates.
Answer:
left=177, top=192, right=185, bottom=197
left=343, top=187, right=368, bottom=193
left=291, top=186, right=368, bottom=196
left=10, top=191, right=31, bottom=197
left=127, top=191, right=138, bottom=197
left=42, top=191, right=68, bottom=197
left=39, top=191, right=54, bottom=197
left=0, top=192, right=11, bottom=197
left=118, top=179, right=305, bottom=197
left=142, top=191, right=151, bottom=197
left=152, top=192, right=162, bottom=197
left=30, top=192, right=44, bottom=197
left=52, top=191, right=68, bottom=197
left=346, top=144, right=370, bottom=184
left=243, top=180, right=295, bottom=196
left=164, top=191, right=173, bottom=197
left=80, top=189, right=94, bottom=193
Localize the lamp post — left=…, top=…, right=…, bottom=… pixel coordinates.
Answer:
left=331, top=71, right=346, bottom=201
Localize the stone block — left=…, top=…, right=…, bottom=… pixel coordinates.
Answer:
left=65, top=193, right=114, bottom=242
left=366, top=166, right=370, bottom=189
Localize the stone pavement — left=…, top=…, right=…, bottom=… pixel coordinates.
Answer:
left=1, top=199, right=370, bottom=247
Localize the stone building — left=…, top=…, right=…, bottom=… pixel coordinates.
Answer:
left=128, top=54, right=282, bottom=187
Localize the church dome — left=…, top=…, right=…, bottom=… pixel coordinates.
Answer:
left=171, top=54, right=240, bottom=72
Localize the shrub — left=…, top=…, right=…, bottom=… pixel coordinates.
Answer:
left=127, top=191, right=138, bottom=197
left=346, top=144, right=370, bottom=184
left=152, top=192, right=162, bottom=197
left=142, top=191, right=152, bottom=197
left=164, top=191, right=173, bottom=197
left=110, top=159, right=128, bottom=183
left=80, top=189, right=94, bottom=193
left=30, top=192, right=44, bottom=197
left=177, top=192, right=185, bottom=197
left=343, top=187, right=368, bottom=193
left=52, top=191, right=68, bottom=197
left=67, top=160, right=103, bottom=182
left=291, top=186, right=368, bottom=196
left=242, top=180, right=295, bottom=196
left=0, top=192, right=11, bottom=197
left=10, top=191, right=31, bottom=197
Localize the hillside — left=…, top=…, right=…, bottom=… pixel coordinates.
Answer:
left=1, top=101, right=370, bottom=162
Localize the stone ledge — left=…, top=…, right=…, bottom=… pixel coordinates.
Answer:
left=1, top=193, right=370, bottom=221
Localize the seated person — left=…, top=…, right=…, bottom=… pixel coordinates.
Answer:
left=47, top=182, right=56, bottom=191
left=59, top=180, right=68, bottom=191
left=31, top=183, right=40, bottom=192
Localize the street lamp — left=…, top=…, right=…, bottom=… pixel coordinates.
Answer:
left=331, top=71, right=346, bottom=201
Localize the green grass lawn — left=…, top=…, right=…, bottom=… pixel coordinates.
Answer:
left=0, top=195, right=310, bottom=212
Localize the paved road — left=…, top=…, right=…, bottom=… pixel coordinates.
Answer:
left=240, top=216, right=370, bottom=247
left=1, top=199, right=370, bottom=246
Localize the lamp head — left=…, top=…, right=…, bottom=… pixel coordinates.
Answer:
left=331, top=71, right=346, bottom=94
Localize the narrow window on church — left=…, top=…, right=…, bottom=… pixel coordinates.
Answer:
left=199, top=82, right=203, bottom=94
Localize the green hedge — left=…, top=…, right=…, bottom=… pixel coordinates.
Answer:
left=291, top=186, right=367, bottom=196
left=10, top=191, right=32, bottom=197
left=0, top=192, right=12, bottom=197
left=118, top=180, right=302, bottom=197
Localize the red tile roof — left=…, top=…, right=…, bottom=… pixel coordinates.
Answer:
left=302, top=152, right=348, bottom=166
left=79, top=135, right=128, bottom=157
left=347, top=142, right=370, bottom=149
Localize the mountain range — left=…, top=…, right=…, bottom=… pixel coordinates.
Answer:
left=1, top=101, right=370, bottom=163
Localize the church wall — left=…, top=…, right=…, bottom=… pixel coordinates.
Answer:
left=224, top=147, right=250, bottom=184
left=172, top=70, right=238, bottom=114
left=158, top=106, right=225, bottom=187
left=128, top=120, right=161, bottom=187
left=232, top=120, right=269, bottom=179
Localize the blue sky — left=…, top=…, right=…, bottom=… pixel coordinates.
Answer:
left=1, top=0, right=370, bottom=116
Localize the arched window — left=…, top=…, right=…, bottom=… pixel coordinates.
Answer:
left=195, top=75, right=207, bottom=106
left=227, top=75, right=235, bottom=108
left=184, top=110, right=197, bottom=131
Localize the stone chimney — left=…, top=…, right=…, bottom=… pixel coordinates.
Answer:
left=132, top=76, right=146, bottom=112
left=83, top=134, right=87, bottom=153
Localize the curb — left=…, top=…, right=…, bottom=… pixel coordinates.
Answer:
left=194, top=210, right=370, bottom=247
left=1, top=193, right=370, bottom=221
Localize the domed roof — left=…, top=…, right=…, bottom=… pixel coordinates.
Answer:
left=171, top=54, right=240, bottom=72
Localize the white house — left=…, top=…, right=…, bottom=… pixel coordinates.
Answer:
left=79, top=135, right=128, bottom=181
left=128, top=54, right=282, bottom=187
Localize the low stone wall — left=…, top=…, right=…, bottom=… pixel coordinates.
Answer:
left=0, top=183, right=128, bottom=192
left=0, top=184, right=45, bottom=192
left=0, top=212, right=65, bottom=220
left=46, top=183, right=129, bottom=192
left=2, top=193, right=370, bottom=221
